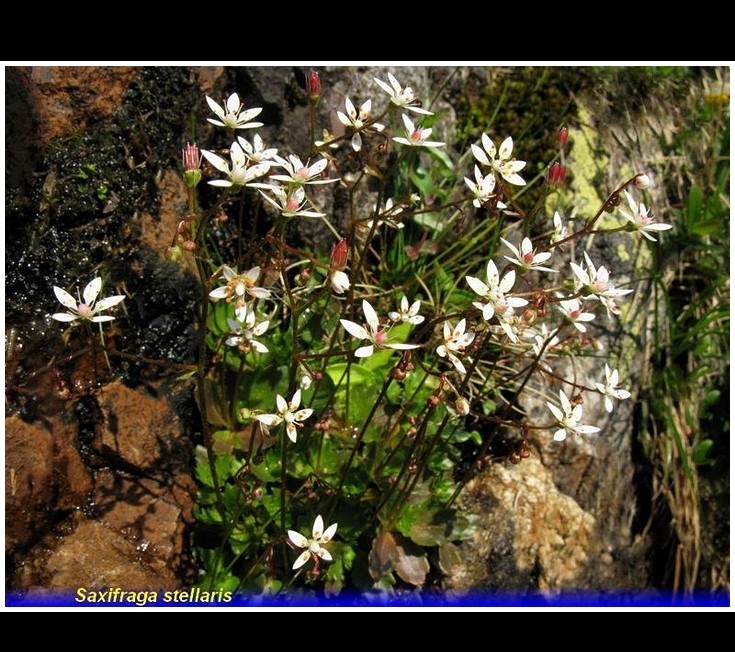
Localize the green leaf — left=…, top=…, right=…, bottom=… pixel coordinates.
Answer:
left=686, top=186, right=703, bottom=227
left=693, top=439, right=715, bottom=466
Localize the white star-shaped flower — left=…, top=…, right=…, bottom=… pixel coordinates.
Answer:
left=436, top=318, right=475, bottom=375
left=471, top=134, right=526, bottom=186
left=374, top=73, right=433, bottom=115
left=209, top=266, right=270, bottom=320
left=619, top=190, right=673, bottom=242
left=256, top=184, right=325, bottom=218
left=205, top=93, right=263, bottom=130
left=388, top=296, right=425, bottom=325
left=236, top=134, right=278, bottom=164
left=336, top=97, right=385, bottom=152
left=269, top=154, right=337, bottom=186
left=464, top=165, right=497, bottom=208
left=340, top=299, right=420, bottom=358
left=225, top=308, right=269, bottom=354
left=393, top=114, right=445, bottom=148
left=201, top=141, right=271, bottom=188
left=501, top=236, right=557, bottom=274
left=287, top=515, right=338, bottom=571
left=594, top=364, right=631, bottom=413
left=570, top=252, right=634, bottom=303
left=466, top=259, right=528, bottom=322
left=256, top=389, right=314, bottom=443
left=556, top=296, right=596, bottom=333
left=546, top=389, right=601, bottom=442
left=51, top=277, right=125, bottom=324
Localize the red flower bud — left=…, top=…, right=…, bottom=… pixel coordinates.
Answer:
left=546, top=162, right=567, bottom=187
left=182, top=142, right=202, bottom=188
left=306, top=69, right=321, bottom=105
left=557, top=127, right=569, bottom=148
left=329, top=238, right=349, bottom=270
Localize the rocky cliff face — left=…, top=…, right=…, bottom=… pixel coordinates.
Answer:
left=6, top=65, right=672, bottom=597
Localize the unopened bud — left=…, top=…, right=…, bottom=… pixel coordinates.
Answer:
left=557, top=127, right=569, bottom=148
left=182, top=142, right=202, bottom=188
left=306, top=70, right=321, bottom=106
left=546, top=162, right=567, bottom=187
left=165, top=245, right=183, bottom=262
left=300, top=374, right=313, bottom=391
left=330, top=238, right=349, bottom=270
left=329, top=270, right=350, bottom=295
left=455, top=397, right=470, bottom=416
left=634, top=173, right=651, bottom=189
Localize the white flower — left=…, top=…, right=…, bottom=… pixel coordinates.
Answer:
left=328, top=270, right=350, bottom=294
left=570, top=252, right=634, bottom=302
left=300, top=374, right=313, bottom=391
left=236, top=134, right=278, bottom=164
left=501, top=237, right=557, bottom=274
left=471, top=134, right=526, bottom=186
left=256, top=184, right=325, bottom=218
left=374, top=73, right=433, bottom=115
left=340, top=299, right=420, bottom=358
left=619, top=190, right=672, bottom=242
left=336, top=97, right=385, bottom=152
left=466, top=259, right=528, bottom=323
left=556, top=297, right=596, bottom=333
left=201, top=141, right=271, bottom=188
left=393, top=113, right=445, bottom=148
left=209, top=266, right=270, bottom=320
left=634, top=173, right=651, bottom=189
left=269, top=154, right=337, bottom=186
left=388, top=296, right=425, bottom=325
left=550, top=211, right=573, bottom=249
left=464, top=165, right=497, bottom=208
left=531, top=323, right=561, bottom=372
left=51, top=277, right=125, bottom=324
left=364, top=198, right=405, bottom=233
left=206, top=93, right=263, bottom=130
left=225, top=308, right=269, bottom=353
left=595, top=364, right=631, bottom=413
left=287, top=515, right=338, bottom=571
left=546, top=389, right=601, bottom=442
left=257, top=389, right=314, bottom=443
left=436, top=318, right=475, bottom=375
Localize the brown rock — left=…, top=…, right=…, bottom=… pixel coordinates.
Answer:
left=449, top=457, right=598, bottom=593
left=5, top=414, right=92, bottom=552
left=97, top=380, right=183, bottom=471
left=16, top=513, right=178, bottom=591
left=28, top=66, right=138, bottom=142
left=93, top=468, right=196, bottom=580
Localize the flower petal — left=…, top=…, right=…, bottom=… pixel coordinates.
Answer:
left=288, top=530, right=308, bottom=548
left=340, top=319, right=369, bottom=341
left=83, top=277, right=102, bottom=305
left=53, top=286, right=78, bottom=312
left=312, top=515, right=325, bottom=539
left=51, top=312, right=77, bottom=322
left=292, top=550, right=311, bottom=570
left=94, top=295, right=125, bottom=312
left=354, top=344, right=375, bottom=358
left=361, top=300, right=379, bottom=333
left=256, top=414, right=283, bottom=427
left=321, top=522, right=338, bottom=543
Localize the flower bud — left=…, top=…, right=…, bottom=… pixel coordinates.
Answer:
left=182, top=143, right=202, bottom=188
left=634, top=173, right=651, bottom=189
left=300, top=374, right=313, bottom=390
left=330, top=238, right=349, bottom=270
left=165, top=245, right=183, bottom=262
left=329, top=270, right=350, bottom=295
left=306, top=70, right=321, bottom=106
left=557, top=126, right=569, bottom=148
left=455, top=397, right=470, bottom=416
left=546, top=162, right=567, bottom=187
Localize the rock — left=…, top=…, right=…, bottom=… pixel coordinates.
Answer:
left=449, top=457, right=597, bottom=593
left=27, top=66, right=138, bottom=142
left=97, top=380, right=186, bottom=471
left=5, top=414, right=93, bottom=553
left=15, top=513, right=179, bottom=592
